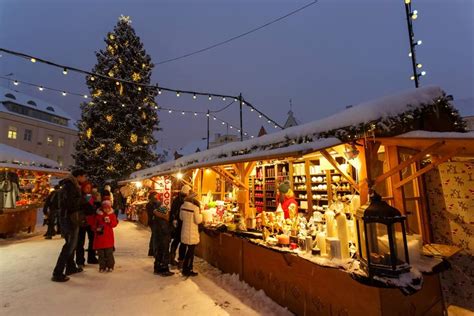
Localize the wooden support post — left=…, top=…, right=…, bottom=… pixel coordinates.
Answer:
left=375, top=141, right=445, bottom=184
left=386, top=146, right=406, bottom=214
left=394, top=147, right=464, bottom=189
left=356, top=143, right=369, bottom=205
left=320, top=149, right=359, bottom=192
left=210, top=166, right=247, bottom=189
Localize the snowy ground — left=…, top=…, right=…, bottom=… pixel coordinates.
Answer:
left=0, top=218, right=291, bottom=316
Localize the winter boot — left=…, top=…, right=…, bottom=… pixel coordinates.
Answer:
left=51, top=274, right=70, bottom=282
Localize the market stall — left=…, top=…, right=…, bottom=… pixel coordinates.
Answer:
left=128, top=86, right=473, bottom=315
left=0, top=144, right=68, bottom=237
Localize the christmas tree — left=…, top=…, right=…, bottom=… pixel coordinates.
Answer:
left=74, top=15, right=159, bottom=186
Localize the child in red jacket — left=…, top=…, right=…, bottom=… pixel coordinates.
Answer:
left=88, top=200, right=118, bottom=272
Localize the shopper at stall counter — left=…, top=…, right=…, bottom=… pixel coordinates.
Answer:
left=169, top=184, right=191, bottom=267
left=51, top=169, right=88, bottom=282
left=278, top=181, right=298, bottom=219
left=179, top=191, right=203, bottom=277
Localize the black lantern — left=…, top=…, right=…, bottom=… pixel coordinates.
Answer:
left=355, top=192, right=410, bottom=278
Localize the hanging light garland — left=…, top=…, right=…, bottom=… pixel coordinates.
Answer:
left=0, top=47, right=283, bottom=129
left=403, top=0, right=425, bottom=87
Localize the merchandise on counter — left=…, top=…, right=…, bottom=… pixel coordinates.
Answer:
left=326, top=237, right=342, bottom=259
left=316, top=232, right=326, bottom=255
left=336, top=212, right=350, bottom=259
left=325, top=210, right=337, bottom=238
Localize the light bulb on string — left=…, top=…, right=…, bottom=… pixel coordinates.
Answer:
left=213, top=116, right=216, bottom=120
left=416, top=40, right=422, bottom=45
left=405, top=0, right=411, bottom=4
left=176, top=91, right=180, bottom=97
left=258, top=115, right=262, bottom=118
left=421, top=71, right=426, bottom=76
left=83, top=95, right=88, bottom=99
left=251, top=136, right=254, bottom=139
left=62, top=91, right=67, bottom=96
left=168, top=110, right=172, bottom=113
left=206, top=113, right=210, bottom=117
left=411, top=10, right=418, bottom=20
left=122, top=104, right=125, bottom=107
left=408, top=52, right=412, bottom=57
left=181, top=111, right=185, bottom=115
left=237, top=129, right=241, bottom=133
left=410, top=76, right=415, bottom=81
left=62, top=68, right=68, bottom=75
left=138, top=86, right=142, bottom=91
left=158, top=89, right=162, bottom=95
left=250, top=108, right=254, bottom=112
left=13, top=80, right=19, bottom=86
left=221, top=121, right=225, bottom=125
left=234, top=98, right=238, bottom=102
left=194, top=112, right=197, bottom=116
left=222, top=97, right=226, bottom=101
left=193, top=94, right=197, bottom=100
left=208, top=95, right=212, bottom=101
left=274, top=125, right=278, bottom=129
left=416, top=63, right=423, bottom=69
left=30, top=58, right=36, bottom=63
left=38, top=86, right=44, bottom=91
left=90, top=76, right=95, bottom=81
left=244, top=132, right=248, bottom=136
left=229, top=126, right=233, bottom=129
left=115, top=81, right=120, bottom=86
left=154, top=106, right=158, bottom=109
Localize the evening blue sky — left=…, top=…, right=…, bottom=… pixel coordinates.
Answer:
left=1, top=0, right=472, bottom=150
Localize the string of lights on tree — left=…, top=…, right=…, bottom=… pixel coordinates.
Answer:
left=403, top=0, right=426, bottom=87
left=0, top=47, right=283, bottom=129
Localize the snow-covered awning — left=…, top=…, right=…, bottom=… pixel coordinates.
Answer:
left=0, top=143, right=67, bottom=175
left=128, top=86, right=459, bottom=181
left=129, top=138, right=341, bottom=181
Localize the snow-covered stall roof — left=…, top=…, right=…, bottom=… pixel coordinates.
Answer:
left=129, top=86, right=456, bottom=181
left=128, top=138, right=341, bottom=181
left=0, top=143, right=67, bottom=174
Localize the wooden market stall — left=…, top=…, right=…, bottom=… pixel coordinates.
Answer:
left=0, top=144, right=68, bottom=237
left=128, top=86, right=474, bottom=315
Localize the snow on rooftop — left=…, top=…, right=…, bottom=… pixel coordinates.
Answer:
left=0, top=143, right=60, bottom=168
left=395, top=130, right=474, bottom=139
left=130, top=86, right=446, bottom=180
left=0, top=86, right=75, bottom=128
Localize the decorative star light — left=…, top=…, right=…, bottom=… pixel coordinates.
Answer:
left=119, top=15, right=132, bottom=24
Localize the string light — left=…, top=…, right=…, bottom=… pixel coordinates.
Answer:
left=411, top=10, right=418, bottom=20
left=62, top=91, right=67, bottom=96
left=122, top=104, right=125, bottom=107
left=176, top=91, right=180, bottom=97
left=30, top=58, right=36, bottom=63
left=83, top=94, right=88, bottom=98
left=421, top=71, right=426, bottom=76
left=13, top=80, right=19, bottom=85
left=194, top=112, right=197, bottom=116
left=90, top=76, right=95, bottom=81
left=193, top=93, right=197, bottom=100
left=416, top=40, right=422, bottom=45
left=62, top=68, right=68, bottom=75
left=222, top=97, right=226, bottom=101
left=38, top=86, right=44, bottom=91
left=168, top=110, right=172, bottom=113
left=416, top=63, right=422, bottom=68
left=158, top=89, right=162, bottom=95
left=181, top=111, right=185, bottom=115
left=208, top=95, right=212, bottom=101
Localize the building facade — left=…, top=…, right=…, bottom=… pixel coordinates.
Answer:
left=0, top=87, right=77, bottom=168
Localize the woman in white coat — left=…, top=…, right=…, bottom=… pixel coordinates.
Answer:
left=179, top=191, right=202, bottom=277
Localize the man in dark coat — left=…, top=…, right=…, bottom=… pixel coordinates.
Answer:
left=51, top=169, right=87, bottom=282
left=169, top=185, right=191, bottom=267
left=43, top=185, right=61, bottom=239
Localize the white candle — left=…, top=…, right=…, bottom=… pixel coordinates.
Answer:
left=325, top=210, right=336, bottom=238
left=316, top=232, right=326, bottom=255
left=336, top=213, right=350, bottom=259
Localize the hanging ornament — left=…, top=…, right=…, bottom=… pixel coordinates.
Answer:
left=92, top=90, right=102, bottom=97
left=119, top=15, right=132, bottom=24
left=130, top=133, right=138, bottom=143
left=107, top=45, right=115, bottom=54
left=119, top=58, right=123, bottom=64
left=118, top=83, right=124, bottom=95
left=107, top=165, right=115, bottom=171
left=114, top=143, right=122, bottom=152
left=141, top=63, right=146, bottom=69
left=106, top=115, right=113, bottom=122
left=141, top=112, right=147, bottom=120
left=108, top=70, right=114, bottom=77
left=124, top=40, right=129, bottom=47
left=142, top=137, right=148, bottom=144
left=109, top=33, right=115, bottom=40
left=136, top=162, right=142, bottom=170
left=86, top=128, right=92, bottom=139
left=132, top=72, right=141, bottom=82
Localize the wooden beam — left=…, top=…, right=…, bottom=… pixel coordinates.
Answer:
left=394, top=147, right=464, bottom=189
left=375, top=141, right=445, bottom=184
left=320, top=149, right=360, bottom=193
left=211, top=166, right=247, bottom=189
left=244, top=162, right=256, bottom=178
left=386, top=146, right=405, bottom=215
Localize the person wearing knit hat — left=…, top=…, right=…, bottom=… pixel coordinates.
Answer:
left=277, top=180, right=298, bottom=219
left=86, top=199, right=118, bottom=272
left=169, top=185, right=191, bottom=267
left=179, top=191, right=202, bottom=277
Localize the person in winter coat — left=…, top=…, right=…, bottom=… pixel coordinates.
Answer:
left=169, top=185, right=191, bottom=266
left=52, top=169, right=87, bottom=282
left=148, top=192, right=174, bottom=276
left=75, top=181, right=99, bottom=267
left=88, top=200, right=118, bottom=272
left=43, top=185, right=61, bottom=239
left=179, top=191, right=202, bottom=277
left=146, top=191, right=157, bottom=257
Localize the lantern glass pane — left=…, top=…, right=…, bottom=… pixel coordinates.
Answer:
left=394, top=222, right=407, bottom=264
left=367, top=223, right=392, bottom=265
left=357, top=219, right=367, bottom=259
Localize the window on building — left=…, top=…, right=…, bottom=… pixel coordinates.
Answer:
left=46, top=106, right=55, bottom=112
left=24, top=129, right=32, bottom=141
left=5, top=93, right=16, bottom=100
left=57, top=156, right=63, bottom=167
left=58, top=137, right=65, bottom=148
left=7, top=126, right=17, bottom=139
left=27, top=100, right=37, bottom=106
left=46, top=135, right=53, bottom=145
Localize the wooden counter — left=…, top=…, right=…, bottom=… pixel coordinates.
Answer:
left=196, top=229, right=444, bottom=316
left=0, top=204, right=40, bottom=237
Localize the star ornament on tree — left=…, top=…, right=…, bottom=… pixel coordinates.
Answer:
left=119, top=15, right=132, bottom=24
